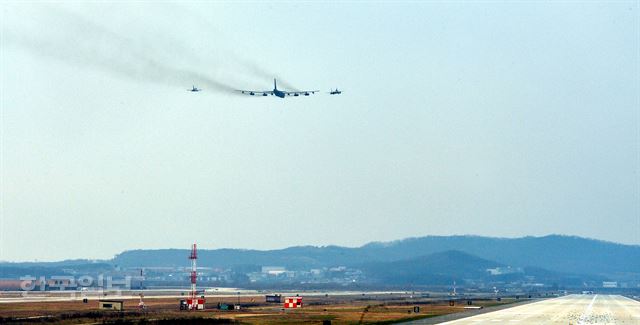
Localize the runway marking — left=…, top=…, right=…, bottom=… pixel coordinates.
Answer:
left=577, top=294, right=597, bottom=325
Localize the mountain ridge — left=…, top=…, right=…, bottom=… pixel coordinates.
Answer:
left=104, top=234, right=638, bottom=278
left=2, top=235, right=637, bottom=281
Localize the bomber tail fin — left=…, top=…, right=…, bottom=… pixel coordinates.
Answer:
left=274, top=78, right=277, bottom=90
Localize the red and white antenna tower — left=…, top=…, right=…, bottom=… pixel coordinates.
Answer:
left=189, top=243, right=197, bottom=308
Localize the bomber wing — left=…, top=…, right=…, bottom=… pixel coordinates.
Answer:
left=284, top=90, right=320, bottom=97
left=237, top=90, right=274, bottom=97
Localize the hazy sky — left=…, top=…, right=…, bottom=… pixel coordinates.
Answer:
left=1, top=1, right=638, bottom=261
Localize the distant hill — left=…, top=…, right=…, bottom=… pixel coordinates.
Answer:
left=359, top=250, right=606, bottom=286
left=110, top=235, right=639, bottom=280
left=358, top=235, right=640, bottom=276
left=360, top=250, right=502, bottom=285
left=111, top=246, right=368, bottom=269
left=2, top=234, right=635, bottom=287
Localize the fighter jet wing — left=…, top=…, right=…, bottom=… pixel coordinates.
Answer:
left=236, top=90, right=274, bottom=96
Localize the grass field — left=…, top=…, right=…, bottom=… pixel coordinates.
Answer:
left=0, top=294, right=520, bottom=324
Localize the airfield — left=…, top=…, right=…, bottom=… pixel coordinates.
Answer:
left=0, top=290, right=526, bottom=324
left=1, top=290, right=639, bottom=324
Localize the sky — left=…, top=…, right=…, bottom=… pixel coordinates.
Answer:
left=1, top=1, right=638, bottom=261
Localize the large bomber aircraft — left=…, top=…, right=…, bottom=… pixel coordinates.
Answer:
left=237, top=79, right=318, bottom=99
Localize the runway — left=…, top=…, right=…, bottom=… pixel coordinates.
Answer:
left=0, top=289, right=414, bottom=304
left=436, top=294, right=640, bottom=324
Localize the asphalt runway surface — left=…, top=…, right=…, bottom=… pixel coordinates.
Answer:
left=415, top=294, right=640, bottom=324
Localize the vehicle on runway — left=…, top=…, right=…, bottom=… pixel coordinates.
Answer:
left=329, top=88, right=342, bottom=95
left=237, top=79, right=318, bottom=99
left=188, top=86, right=202, bottom=92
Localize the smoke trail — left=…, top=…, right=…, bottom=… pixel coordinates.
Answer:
left=5, top=4, right=313, bottom=94
left=167, top=3, right=304, bottom=91
left=236, top=58, right=301, bottom=91
left=4, top=6, right=236, bottom=93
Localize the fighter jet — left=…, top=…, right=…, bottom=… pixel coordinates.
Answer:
left=188, top=86, right=202, bottom=92
left=237, top=79, right=318, bottom=99
left=329, top=88, right=342, bottom=95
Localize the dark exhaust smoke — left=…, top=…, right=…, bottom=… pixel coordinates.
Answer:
left=5, top=6, right=236, bottom=92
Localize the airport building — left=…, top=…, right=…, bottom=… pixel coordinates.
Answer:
left=98, top=300, right=124, bottom=311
